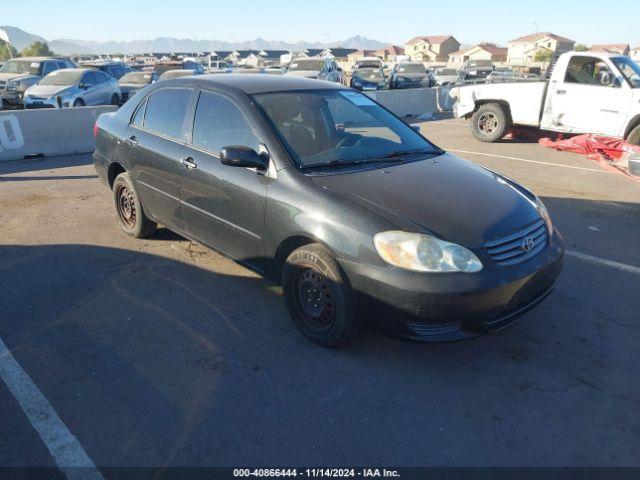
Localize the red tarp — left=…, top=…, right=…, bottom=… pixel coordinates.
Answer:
left=538, top=134, right=640, bottom=160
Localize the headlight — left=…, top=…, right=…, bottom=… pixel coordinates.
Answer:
left=374, top=231, right=483, bottom=273
left=536, top=198, right=554, bottom=235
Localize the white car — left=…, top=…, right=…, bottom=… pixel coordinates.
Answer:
left=451, top=51, right=640, bottom=143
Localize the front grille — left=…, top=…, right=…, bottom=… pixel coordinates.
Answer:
left=485, top=219, right=547, bottom=266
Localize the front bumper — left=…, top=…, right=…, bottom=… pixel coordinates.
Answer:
left=1, top=90, right=25, bottom=107
left=340, top=231, right=565, bottom=341
left=24, top=96, right=59, bottom=109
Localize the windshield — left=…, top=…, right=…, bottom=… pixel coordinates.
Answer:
left=120, top=72, right=153, bottom=84
left=160, top=70, right=195, bottom=79
left=0, top=59, right=41, bottom=75
left=288, top=60, right=324, bottom=71
left=468, top=60, right=493, bottom=68
left=437, top=69, right=457, bottom=75
left=356, top=62, right=381, bottom=69
left=39, top=70, right=83, bottom=86
left=253, top=90, right=441, bottom=169
left=397, top=64, right=424, bottom=74
left=612, top=56, right=640, bottom=88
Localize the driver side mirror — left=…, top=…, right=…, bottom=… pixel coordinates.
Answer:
left=220, top=146, right=268, bottom=170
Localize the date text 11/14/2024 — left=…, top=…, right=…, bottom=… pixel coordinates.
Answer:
left=233, top=468, right=401, bottom=477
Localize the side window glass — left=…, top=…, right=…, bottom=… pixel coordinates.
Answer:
left=143, top=88, right=192, bottom=140
left=192, top=91, right=260, bottom=154
left=131, top=98, right=147, bottom=127
left=565, top=56, right=610, bottom=86
left=82, top=72, right=95, bottom=87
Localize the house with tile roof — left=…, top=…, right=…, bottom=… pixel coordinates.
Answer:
left=448, top=43, right=507, bottom=65
left=589, top=44, right=630, bottom=56
left=631, top=46, right=640, bottom=62
left=404, top=35, right=460, bottom=62
left=507, top=32, right=575, bottom=64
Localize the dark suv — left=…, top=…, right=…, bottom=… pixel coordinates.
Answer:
left=82, top=62, right=132, bottom=80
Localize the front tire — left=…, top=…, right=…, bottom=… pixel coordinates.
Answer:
left=73, top=98, right=84, bottom=107
left=112, top=172, right=157, bottom=238
left=282, top=244, right=359, bottom=347
left=470, top=102, right=511, bottom=142
left=627, top=124, right=640, bottom=145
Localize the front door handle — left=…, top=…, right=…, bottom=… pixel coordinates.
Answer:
left=180, top=157, right=197, bottom=170
left=125, top=135, right=138, bottom=146
left=556, top=89, right=567, bottom=95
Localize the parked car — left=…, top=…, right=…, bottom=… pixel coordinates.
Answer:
left=263, top=66, right=286, bottom=75
left=158, top=69, right=202, bottom=81
left=93, top=74, right=564, bottom=346
left=82, top=61, right=132, bottom=80
left=458, top=59, right=494, bottom=83
left=118, top=71, right=158, bottom=103
left=350, top=66, right=387, bottom=91
left=23, top=68, right=121, bottom=108
left=353, top=57, right=383, bottom=70
left=154, top=61, right=205, bottom=77
left=287, top=58, right=342, bottom=83
left=451, top=51, right=640, bottom=143
left=208, top=60, right=232, bottom=73
left=0, top=57, right=75, bottom=108
left=433, top=67, right=460, bottom=86
left=389, top=62, right=430, bottom=89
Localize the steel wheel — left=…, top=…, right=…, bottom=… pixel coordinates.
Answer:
left=116, top=184, right=136, bottom=228
left=294, top=268, right=336, bottom=333
left=478, top=112, right=498, bottom=135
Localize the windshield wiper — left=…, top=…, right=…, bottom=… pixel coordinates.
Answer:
left=375, top=148, right=441, bottom=159
left=300, top=157, right=406, bottom=170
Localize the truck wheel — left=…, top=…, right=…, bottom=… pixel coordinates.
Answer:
left=282, top=244, right=359, bottom=347
left=470, top=103, right=510, bottom=142
left=112, top=172, right=157, bottom=238
left=627, top=124, right=640, bottom=145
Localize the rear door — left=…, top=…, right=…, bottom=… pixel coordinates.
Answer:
left=541, top=55, right=632, bottom=135
left=125, top=87, right=193, bottom=231
left=81, top=72, right=101, bottom=105
left=92, top=71, right=112, bottom=104
left=180, top=89, right=268, bottom=266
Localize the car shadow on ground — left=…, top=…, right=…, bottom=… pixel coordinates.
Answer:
left=0, top=154, right=93, bottom=176
left=1, top=236, right=638, bottom=467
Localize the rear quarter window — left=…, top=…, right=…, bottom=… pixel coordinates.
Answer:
left=143, top=88, right=192, bottom=140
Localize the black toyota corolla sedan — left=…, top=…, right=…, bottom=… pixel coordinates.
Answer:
left=93, top=74, right=564, bottom=346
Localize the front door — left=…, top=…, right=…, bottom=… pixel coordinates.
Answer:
left=541, top=55, right=632, bottom=136
left=126, top=87, right=193, bottom=231
left=180, top=90, right=267, bottom=268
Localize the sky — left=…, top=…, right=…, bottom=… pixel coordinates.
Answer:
left=4, top=0, right=640, bottom=46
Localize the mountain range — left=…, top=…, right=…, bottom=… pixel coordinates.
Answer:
left=1, top=26, right=388, bottom=55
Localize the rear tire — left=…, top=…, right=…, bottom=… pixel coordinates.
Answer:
left=282, top=244, right=359, bottom=347
left=112, top=172, right=157, bottom=238
left=470, top=103, right=510, bottom=142
left=627, top=124, right=640, bottom=145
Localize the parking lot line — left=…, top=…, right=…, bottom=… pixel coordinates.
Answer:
left=0, top=337, right=104, bottom=480
left=566, top=250, right=640, bottom=275
left=446, top=149, right=609, bottom=173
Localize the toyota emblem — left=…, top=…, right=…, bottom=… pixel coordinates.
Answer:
left=521, top=236, right=534, bottom=252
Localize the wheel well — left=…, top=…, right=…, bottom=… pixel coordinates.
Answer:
left=108, top=162, right=126, bottom=189
left=624, top=114, right=640, bottom=139
left=272, top=235, right=318, bottom=282
left=474, top=100, right=513, bottom=122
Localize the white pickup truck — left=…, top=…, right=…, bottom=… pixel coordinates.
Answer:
left=450, top=51, right=640, bottom=144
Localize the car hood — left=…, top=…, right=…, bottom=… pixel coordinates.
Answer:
left=353, top=69, right=384, bottom=82
left=310, top=153, right=541, bottom=248
left=287, top=70, right=320, bottom=78
left=26, top=84, right=73, bottom=97
left=119, top=83, right=146, bottom=89
left=395, top=73, right=426, bottom=80
left=0, top=73, right=38, bottom=84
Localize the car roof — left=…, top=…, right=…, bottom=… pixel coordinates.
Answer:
left=9, top=57, right=63, bottom=62
left=165, top=74, right=347, bottom=94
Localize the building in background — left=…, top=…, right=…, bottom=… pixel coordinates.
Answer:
left=448, top=42, right=507, bottom=65
left=631, top=46, right=640, bottom=61
left=404, top=35, right=460, bottom=63
left=507, top=32, right=575, bottom=64
left=374, top=45, right=405, bottom=62
left=589, top=44, right=630, bottom=56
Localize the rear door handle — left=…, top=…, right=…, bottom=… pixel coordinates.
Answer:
left=556, top=89, right=566, bottom=95
left=125, top=135, right=138, bottom=146
left=180, top=157, right=197, bottom=170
